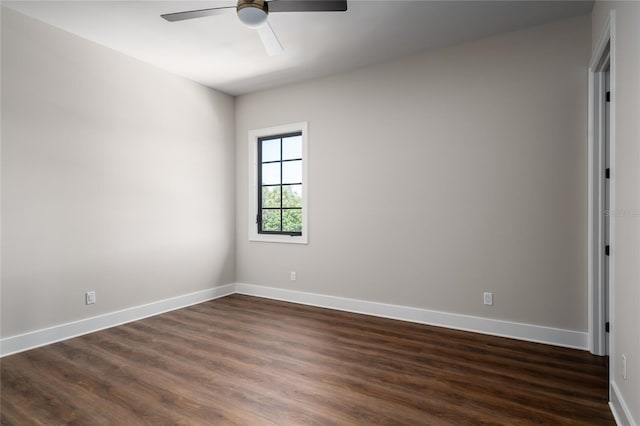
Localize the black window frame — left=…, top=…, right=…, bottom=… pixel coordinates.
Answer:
left=257, top=131, right=303, bottom=236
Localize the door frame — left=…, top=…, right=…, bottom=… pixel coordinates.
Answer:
left=588, top=10, right=615, bottom=357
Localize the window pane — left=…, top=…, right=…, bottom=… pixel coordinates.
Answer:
left=261, top=138, right=280, bottom=162
left=282, top=185, right=302, bottom=208
left=282, top=160, right=302, bottom=184
left=282, top=135, right=302, bottom=160
left=262, top=186, right=281, bottom=208
left=262, top=209, right=281, bottom=232
left=262, top=162, right=280, bottom=185
left=283, top=209, right=302, bottom=233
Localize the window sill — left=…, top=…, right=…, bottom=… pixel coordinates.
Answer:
left=249, top=234, right=308, bottom=244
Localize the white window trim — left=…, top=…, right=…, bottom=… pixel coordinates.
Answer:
left=248, top=122, right=308, bottom=244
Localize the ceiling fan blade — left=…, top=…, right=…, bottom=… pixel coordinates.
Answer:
left=161, top=6, right=236, bottom=22
left=257, top=22, right=283, bottom=56
left=268, top=0, right=347, bottom=13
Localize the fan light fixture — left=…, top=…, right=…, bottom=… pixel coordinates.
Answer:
left=160, top=0, right=348, bottom=56
left=237, top=0, right=268, bottom=28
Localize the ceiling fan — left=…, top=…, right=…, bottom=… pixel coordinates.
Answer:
left=161, top=0, right=348, bottom=56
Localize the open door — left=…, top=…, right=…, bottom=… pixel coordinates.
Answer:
left=588, top=39, right=612, bottom=357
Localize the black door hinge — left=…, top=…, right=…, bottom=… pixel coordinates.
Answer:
left=606, top=91, right=611, bottom=102
left=256, top=213, right=260, bottom=224
left=606, top=168, right=610, bottom=179
left=605, top=245, right=610, bottom=256
left=605, top=322, right=610, bottom=333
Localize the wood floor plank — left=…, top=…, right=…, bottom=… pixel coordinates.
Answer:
left=1, top=294, right=614, bottom=425
left=147, top=308, right=588, bottom=423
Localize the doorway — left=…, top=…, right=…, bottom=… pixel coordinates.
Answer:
left=588, top=20, right=614, bottom=359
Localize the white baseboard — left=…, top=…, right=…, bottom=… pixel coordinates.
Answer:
left=4, top=282, right=629, bottom=423
left=235, top=283, right=588, bottom=350
left=610, top=381, right=637, bottom=426
left=1, top=282, right=589, bottom=358
left=0, top=284, right=236, bottom=357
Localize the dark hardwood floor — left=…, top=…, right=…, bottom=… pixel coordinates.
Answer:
left=1, top=294, right=613, bottom=425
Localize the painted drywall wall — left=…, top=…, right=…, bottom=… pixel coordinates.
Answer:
left=592, top=2, right=640, bottom=424
left=236, top=15, right=591, bottom=333
left=1, top=8, right=236, bottom=338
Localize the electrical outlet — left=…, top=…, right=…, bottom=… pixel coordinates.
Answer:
left=290, top=271, right=297, bottom=281
left=86, top=291, right=96, bottom=305
left=483, top=292, right=493, bottom=306
left=622, top=354, right=627, bottom=380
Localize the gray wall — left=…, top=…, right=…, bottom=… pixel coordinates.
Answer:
left=1, top=8, right=236, bottom=338
left=1, top=6, right=598, bottom=352
left=236, top=15, right=591, bottom=332
left=592, top=2, right=640, bottom=422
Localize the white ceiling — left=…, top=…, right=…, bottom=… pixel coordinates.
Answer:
left=4, top=1, right=593, bottom=96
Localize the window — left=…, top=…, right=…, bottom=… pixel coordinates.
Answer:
left=249, top=123, right=308, bottom=244
left=258, top=132, right=303, bottom=235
